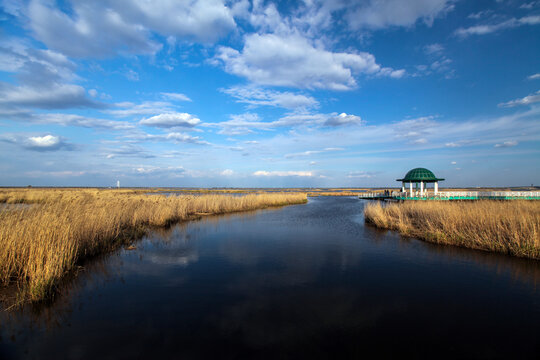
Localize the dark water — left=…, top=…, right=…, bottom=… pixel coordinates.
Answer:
left=1, top=197, right=539, bottom=359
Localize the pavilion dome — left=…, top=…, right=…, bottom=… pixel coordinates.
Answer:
left=397, top=168, right=444, bottom=182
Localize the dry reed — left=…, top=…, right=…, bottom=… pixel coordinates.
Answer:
left=0, top=188, right=307, bottom=302
left=364, top=201, right=540, bottom=259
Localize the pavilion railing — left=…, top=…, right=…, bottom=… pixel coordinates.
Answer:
left=359, top=191, right=540, bottom=200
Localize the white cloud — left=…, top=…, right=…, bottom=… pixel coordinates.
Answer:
left=345, top=0, right=455, bottom=30
left=424, top=43, right=444, bottom=55
left=324, top=113, right=363, bottom=127
left=215, top=32, right=402, bottom=90
left=27, top=134, right=59, bottom=147
left=468, top=10, right=493, bottom=20
left=134, top=166, right=186, bottom=176
left=412, top=138, right=428, bottom=144
left=24, top=134, right=71, bottom=151
left=209, top=113, right=264, bottom=135
left=0, top=83, right=99, bottom=109
left=253, top=170, right=314, bottom=177
left=451, top=161, right=457, bottom=165
left=498, top=90, right=540, bottom=107
left=129, top=132, right=208, bottom=145
left=494, top=141, right=518, bottom=148
left=0, top=41, right=99, bottom=110
left=347, top=171, right=377, bottom=178
left=124, top=69, right=140, bottom=81
left=455, top=16, right=540, bottom=38
left=222, top=86, right=318, bottom=109
left=285, top=147, right=343, bottom=158
left=161, top=92, right=192, bottom=102
left=107, top=101, right=174, bottom=117
left=527, top=73, right=540, bottom=80
left=140, top=112, right=201, bottom=128
left=30, top=113, right=134, bottom=130
left=26, top=0, right=236, bottom=58
left=206, top=110, right=363, bottom=135
left=221, top=169, right=234, bottom=176
left=520, top=2, right=540, bottom=9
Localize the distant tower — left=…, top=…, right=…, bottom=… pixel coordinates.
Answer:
left=117, top=180, right=120, bottom=189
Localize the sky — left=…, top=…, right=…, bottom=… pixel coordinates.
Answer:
left=0, top=0, right=539, bottom=188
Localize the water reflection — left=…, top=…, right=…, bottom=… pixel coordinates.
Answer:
left=1, top=197, right=538, bottom=359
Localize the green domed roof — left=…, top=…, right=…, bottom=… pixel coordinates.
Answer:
left=397, top=168, right=444, bottom=182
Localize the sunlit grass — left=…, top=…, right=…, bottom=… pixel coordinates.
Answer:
left=364, top=200, right=540, bottom=259
left=0, top=188, right=307, bottom=303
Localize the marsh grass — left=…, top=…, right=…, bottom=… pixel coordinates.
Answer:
left=0, top=188, right=307, bottom=303
left=364, top=201, right=540, bottom=259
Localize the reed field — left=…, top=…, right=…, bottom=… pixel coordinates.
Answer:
left=364, top=200, right=540, bottom=259
left=0, top=188, right=307, bottom=303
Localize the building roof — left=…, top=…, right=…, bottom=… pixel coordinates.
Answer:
left=397, top=168, right=445, bottom=182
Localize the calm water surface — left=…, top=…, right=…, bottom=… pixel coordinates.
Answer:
left=1, top=197, right=539, bottom=359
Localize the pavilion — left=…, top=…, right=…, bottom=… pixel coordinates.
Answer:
left=397, top=168, right=444, bottom=196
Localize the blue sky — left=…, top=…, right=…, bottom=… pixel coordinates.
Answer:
left=0, top=0, right=539, bottom=187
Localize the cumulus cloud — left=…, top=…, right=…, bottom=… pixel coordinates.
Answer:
left=498, top=90, right=540, bottom=107
left=455, top=16, right=540, bottom=38
left=161, top=92, right=192, bottom=102
left=0, top=83, right=101, bottom=109
left=140, top=113, right=201, bottom=128
left=345, top=0, right=455, bottom=30
left=253, top=170, right=313, bottom=177
left=528, top=73, right=540, bottom=80
left=1, top=133, right=74, bottom=151
left=222, top=86, right=318, bottom=109
left=24, top=134, right=72, bottom=151
left=25, top=0, right=236, bottom=58
left=0, top=41, right=100, bottom=110
left=214, top=32, right=402, bottom=90
left=221, top=169, right=234, bottom=176
left=324, top=113, right=362, bottom=127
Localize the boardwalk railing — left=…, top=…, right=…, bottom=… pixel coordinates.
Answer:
left=359, top=191, right=540, bottom=200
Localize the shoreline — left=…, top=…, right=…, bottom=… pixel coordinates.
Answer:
left=0, top=189, right=307, bottom=305
left=364, top=200, right=540, bottom=260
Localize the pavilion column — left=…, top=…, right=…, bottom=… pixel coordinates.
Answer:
left=420, top=181, right=424, bottom=196
left=402, top=182, right=405, bottom=192
left=434, top=182, right=438, bottom=194
left=409, top=182, right=413, bottom=195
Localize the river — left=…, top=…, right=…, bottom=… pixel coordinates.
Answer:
left=1, top=196, right=538, bottom=359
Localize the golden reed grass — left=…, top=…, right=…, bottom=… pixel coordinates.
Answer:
left=0, top=188, right=307, bottom=302
left=364, top=201, right=540, bottom=259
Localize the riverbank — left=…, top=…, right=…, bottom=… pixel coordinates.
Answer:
left=364, top=201, right=540, bottom=259
left=0, top=188, right=307, bottom=304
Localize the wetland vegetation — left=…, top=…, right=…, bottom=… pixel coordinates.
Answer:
left=364, top=200, right=540, bottom=259
left=0, top=188, right=307, bottom=304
